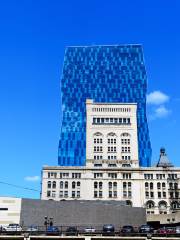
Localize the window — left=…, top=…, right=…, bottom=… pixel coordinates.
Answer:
left=77, top=191, right=80, bottom=198
left=123, top=173, right=131, bottom=179
left=59, top=191, right=63, bottom=198
left=64, top=191, right=68, bottom=198
left=47, top=191, right=51, bottom=197
left=52, top=181, right=56, bottom=189
left=72, top=191, right=76, bottom=198
left=60, top=181, right=63, bottom=189
left=158, top=192, right=161, bottom=198
left=150, top=192, right=154, bottom=198
left=52, top=191, right=56, bottom=198
left=144, top=174, right=153, bottom=179
left=94, top=191, right=98, bottom=198
left=60, top=172, right=69, bottom=178
left=99, top=191, right=103, bottom=198
left=0, top=208, right=8, bottom=211
left=77, top=181, right=81, bottom=187
left=72, top=173, right=81, bottom=178
left=146, top=201, right=155, bottom=209
left=99, top=182, right=103, bottom=189
left=94, top=173, right=103, bottom=178
left=65, top=181, right=68, bottom=189
left=72, top=181, right=76, bottom=189
left=108, top=173, right=117, bottom=179
left=145, top=191, right=149, bottom=198
left=47, top=181, right=51, bottom=188
left=163, top=192, right=166, bottom=198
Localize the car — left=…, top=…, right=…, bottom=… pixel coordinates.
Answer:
left=27, top=225, right=38, bottom=232
left=5, top=224, right=22, bottom=232
left=46, top=226, right=60, bottom=235
left=176, top=226, right=180, bottom=234
left=84, top=227, right=96, bottom=234
left=102, top=224, right=115, bottom=236
left=66, top=226, right=78, bottom=236
left=157, top=227, right=176, bottom=234
left=139, top=224, right=154, bottom=233
left=121, top=225, right=134, bottom=233
left=0, top=226, right=6, bottom=232
left=157, top=227, right=168, bottom=234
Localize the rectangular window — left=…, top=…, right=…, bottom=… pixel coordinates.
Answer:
left=77, top=191, right=80, bottom=198
left=94, top=191, right=98, bottom=198
left=158, top=192, right=161, bottom=198
left=47, top=191, right=51, bottom=197
left=163, top=192, right=166, bottom=198
left=99, top=191, right=103, bottom=198
left=109, top=191, right=112, bottom=198
left=150, top=192, right=154, bottom=198
left=59, top=191, right=63, bottom=198
left=72, top=191, right=76, bottom=198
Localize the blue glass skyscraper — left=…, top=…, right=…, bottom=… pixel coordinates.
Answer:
left=58, top=45, right=151, bottom=167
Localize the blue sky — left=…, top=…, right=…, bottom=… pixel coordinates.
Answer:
left=0, top=0, right=179, bottom=198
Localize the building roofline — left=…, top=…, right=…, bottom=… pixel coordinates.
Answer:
left=42, top=165, right=180, bottom=171
left=66, top=44, right=142, bottom=48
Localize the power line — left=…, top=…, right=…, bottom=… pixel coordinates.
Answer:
left=0, top=181, right=40, bottom=192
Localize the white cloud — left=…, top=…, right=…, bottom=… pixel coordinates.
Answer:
left=149, top=105, right=171, bottom=120
left=24, top=176, right=40, bottom=182
left=147, top=91, right=169, bottom=105
left=155, top=106, right=171, bottom=118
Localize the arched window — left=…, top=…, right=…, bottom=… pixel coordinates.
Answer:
left=93, top=132, right=103, bottom=144
left=121, top=133, right=131, bottom=137
left=64, top=181, right=68, bottom=189
left=126, top=200, right=132, bottom=206
left=158, top=201, right=167, bottom=210
left=150, top=182, right=153, bottom=189
left=145, top=182, right=149, bottom=188
left=99, top=182, right=103, bottom=189
left=113, top=182, right=117, bottom=187
left=107, top=132, right=117, bottom=145
left=146, top=200, right=155, bottom=209
left=60, top=181, right=63, bottom=189
left=108, top=182, right=112, bottom=188
left=77, top=181, right=81, bottom=187
left=157, top=182, right=161, bottom=189
left=52, top=181, right=56, bottom=189
left=94, top=182, right=98, bottom=188
left=174, top=183, right=178, bottom=190
left=162, top=182, right=166, bottom=188
left=47, top=181, right=51, bottom=188
left=72, top=181, right=76, bottom=189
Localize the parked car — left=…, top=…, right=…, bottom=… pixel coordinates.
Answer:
left=157, top=227, right=176, bottom=234
left=139, top=224, right=154, bottom=233
left=121, top=225, right=134, bottom=233
left=176, top=226, right=180, bottom=234
left=46, top=226, right=60, bottom=235
left=27, top=225, right=38, bottom=232
left=5, top=224, right=22, bottom=232
left=102, top=224, right=115, bottom=235
left=84, top=227, right=96, bottom=234
left=0, top=226, right=6, bottom=232
left=66, top=226, right=78, bottom=236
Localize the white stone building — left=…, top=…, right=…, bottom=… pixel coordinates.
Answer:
left=41, top=100, right=180, bottom=216
left=0, top=197, right=21, bottom=226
